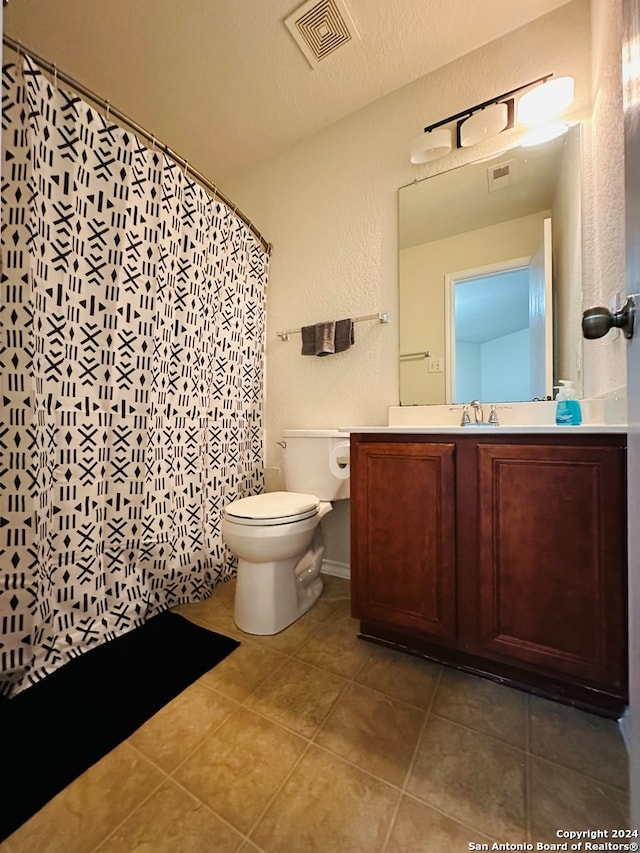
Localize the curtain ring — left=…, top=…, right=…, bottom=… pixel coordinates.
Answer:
left=183, top=160, right=189, bottom=177
left=105, top=99, right=110, bottom=121
left=52, top=63, right=58, bottom=88
left=150, top=134, right=156, bottom=151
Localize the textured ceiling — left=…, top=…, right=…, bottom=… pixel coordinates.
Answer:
left=4, top=0, right=574, bottom=188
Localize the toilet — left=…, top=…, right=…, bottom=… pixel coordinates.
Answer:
left=221, top=429, right=350, bottom=635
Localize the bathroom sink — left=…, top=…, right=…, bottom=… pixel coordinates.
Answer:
left=462, top=422, right=499, bottom=428
left=387, top=397, right=625, bottom=429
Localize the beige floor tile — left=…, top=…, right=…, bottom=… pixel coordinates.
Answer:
left=178, top=609, right=246, bottom=643
left=319, top=574, right=351, bottom=604
left=127, top=681, right=238, bottom=772
left=324, top=596, right=360, bottom=629
left=7, top=568, right=629, bottom=852
left=96, top=780, right=243, bottom=853
left=302, top=575, right=351, bottom=623
left=432, top=669, right=527, bottom=748
left=407, top=715, right=527, bottom=840
left=529, top=756, right=629, bottom=841
left=315, top=682, right=425, bottom=786
left=7, top=742, right=165, bottom=853
left=251, top=745, right=400, bottom=853
left=245, top=657, right=347, bottom=738
left=529, top=695, right=629, bottom=789
left=198, top=639, right=288, bottom=703
left=293, top=620, right=375, bottom=678
left=355, top=644, right=442, bottom=709
left=172, top=578, right=237, bottom=623
left=238, top=611, right=321, bottom=655
left=173, top=707, right=307, bottom=835
left=386, top=795, right=493, bottom=853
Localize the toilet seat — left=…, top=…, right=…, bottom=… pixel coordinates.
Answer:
left=224, top=491, right=320, bottom=527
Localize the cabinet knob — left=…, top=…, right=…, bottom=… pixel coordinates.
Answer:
left=582, top=295, right=635, bottom=340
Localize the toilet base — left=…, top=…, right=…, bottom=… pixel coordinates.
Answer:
left=234, top=550, right=324, bottom=636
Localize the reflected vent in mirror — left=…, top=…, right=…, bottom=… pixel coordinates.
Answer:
left=284, top=0, right=360, bottom=67
left=487, top=160, right=515, bottom=192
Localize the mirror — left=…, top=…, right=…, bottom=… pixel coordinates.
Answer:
left=398, top=124, right=582, bottom=405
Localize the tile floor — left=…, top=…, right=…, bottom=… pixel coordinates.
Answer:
left=2, top=575, right=629, bottom=853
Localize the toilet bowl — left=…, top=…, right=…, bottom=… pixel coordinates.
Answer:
left=221, top=430, right=350, bottom=635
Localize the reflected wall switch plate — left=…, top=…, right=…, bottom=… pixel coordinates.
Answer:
left=428, top=357, right=444, bottom=373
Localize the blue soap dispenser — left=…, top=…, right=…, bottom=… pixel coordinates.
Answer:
left=555, top=379, right=582, bottom=426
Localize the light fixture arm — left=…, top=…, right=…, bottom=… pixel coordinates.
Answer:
left=422, top=74, right=553, bottom=134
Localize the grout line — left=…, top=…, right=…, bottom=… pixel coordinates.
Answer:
left=528, top=750, right=632, bottom=793
left=428, top=707, right=528, bottom=753
left=110, top=740, right=257, bottom=853
left=525, top=692, right=533, bottom=843
left=380, top=665, right=443, bottom=853
left=91, top=743, right=176, bottom=852
left=243, top=738, right=316, bottom=843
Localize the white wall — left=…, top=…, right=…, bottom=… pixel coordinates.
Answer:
left=482, top=329, right=532, bottom=401
left=227, top=0, right=610, bottom=565
left=456, top=341, right=481, bottom=404
left=229, top=0, right=592, bottom=440
left=582, top=0, right=626, bottom=399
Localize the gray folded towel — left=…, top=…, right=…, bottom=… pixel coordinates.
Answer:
left=300, top=318, right=354, bottom=356
left=301, top=325, right=316, bottom=355
left=335, top=318, right=354, bottom=353
left=316, top=321, right=336, bottom=356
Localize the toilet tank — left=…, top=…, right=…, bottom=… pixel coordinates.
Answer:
left=281, top=429, right=350, bottom=500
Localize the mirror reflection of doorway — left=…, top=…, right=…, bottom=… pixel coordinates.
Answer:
left=451, top=265, right=530, bottom=403
left=445, top=218, right=553, bottom=404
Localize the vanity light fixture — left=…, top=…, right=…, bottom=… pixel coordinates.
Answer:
left=516, top=76, right=574, bottom=126
left=410, top=73, right=575, bottom=163
left=457, top=101, right=510, bottom=147
left=410, top=127, right=453, bottom=163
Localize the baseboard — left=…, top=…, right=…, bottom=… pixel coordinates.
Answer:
left=619, top=706, right=631, bottom=753
left=321, top=559, right=350, bottom=580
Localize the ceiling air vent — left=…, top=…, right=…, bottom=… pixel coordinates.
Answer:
left=284, top=0, right=360, bottom=67
left=487, top=159, right=515, bottom=192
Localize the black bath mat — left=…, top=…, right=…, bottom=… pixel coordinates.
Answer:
left=0, top=610, right=239, bottom=841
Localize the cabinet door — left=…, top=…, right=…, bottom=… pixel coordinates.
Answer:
left=351, top=441, right=457, bottom=640
left=476, top=443, right=627, bottom=686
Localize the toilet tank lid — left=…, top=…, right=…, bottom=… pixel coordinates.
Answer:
left=282, top=429, right=349, bottom=438
left=225, top=491, right=319, bottom=520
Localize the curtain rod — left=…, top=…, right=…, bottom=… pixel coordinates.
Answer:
left=2, top=35, right=272, bottom=256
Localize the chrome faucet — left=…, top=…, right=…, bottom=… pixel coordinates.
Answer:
left=469, top=400, right=484, bottom=423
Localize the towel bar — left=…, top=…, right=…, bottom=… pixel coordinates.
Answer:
left=277, top=311, right=390, bottom=341
left=399, top=350, right=431, bottom=360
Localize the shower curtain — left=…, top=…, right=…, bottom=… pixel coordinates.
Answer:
left=0, top=58, right=268, bottom=697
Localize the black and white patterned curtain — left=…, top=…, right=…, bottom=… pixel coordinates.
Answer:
left=0, top=58, right=267, bottom=696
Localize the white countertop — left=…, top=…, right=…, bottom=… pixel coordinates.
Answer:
left=341, top=424, right=627, bottom=435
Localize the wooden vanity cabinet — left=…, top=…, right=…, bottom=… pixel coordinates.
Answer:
left=350, top=432, right=628, bottom=716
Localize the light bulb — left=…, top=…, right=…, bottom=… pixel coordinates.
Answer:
left=517, top=77, right=574, bottom=126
